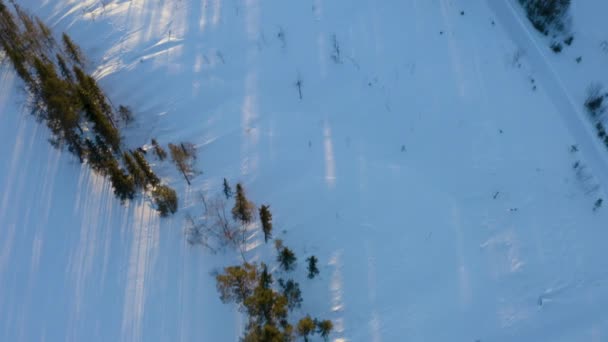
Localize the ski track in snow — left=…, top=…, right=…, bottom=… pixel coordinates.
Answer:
left=2, top=0, right=608, bottom=341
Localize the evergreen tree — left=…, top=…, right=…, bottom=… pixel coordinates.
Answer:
left=316, top=319, right=333, bottom=341
left=108, top=163, right=135, bottom=201
left=232, top=183, right=255, bottom=224
left=216, top=262, right=330, bottom=342
left=152, top=185, right=178, bottom=216
left=306, top=256, right=320, bottom=279
left=296, top=315, right=316, bottom=342
left=223, top=178, right=233, bottom=199
left=74, top=66, right=120, bottom=151
left=62, top=32, right=83, bottom=65
left=244, top=285, right=288, bottom=327
left=35, top=17, right=54, bottom=49
left=242, top=324, right=284, bottom=342
left=259, top=263, right=273, bottom=289
left=132, top=150, right=160, bottom=186
left=277, top=246, right=297, bottom=272
left=123, top=151, right=146, bottom=189
left=259, top=204, right=273, bottom=243
left=84, top=138, right=105, bottom=173
left=278, top=279, right=302, bottom=310
left=55, top=53, right=72, bottom=81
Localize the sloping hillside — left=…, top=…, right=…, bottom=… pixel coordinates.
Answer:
left=1, top=0, right=608, bottom=341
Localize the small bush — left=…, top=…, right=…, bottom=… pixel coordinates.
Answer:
left=550, top=42, right=562, bottom=53
left=594, top=198, right=603, bottom=211
left=585, top=84, right=605, bottom=116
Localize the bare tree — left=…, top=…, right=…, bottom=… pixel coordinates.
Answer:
left=186, top=192, right=247, bottom=260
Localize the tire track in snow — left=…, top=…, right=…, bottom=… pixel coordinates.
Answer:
left=439, top=0, right=468, bottom=98
left=487, top=0, right=608, bottom=194
left=323, top=121, right=337, bottom=188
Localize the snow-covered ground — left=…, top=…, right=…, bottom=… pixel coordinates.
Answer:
left=2, top=0, right=608, bottom=341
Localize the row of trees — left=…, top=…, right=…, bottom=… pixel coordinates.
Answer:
left=188, top=182, right=333, bottom=340
left=0, top=1, right=178, bottom=216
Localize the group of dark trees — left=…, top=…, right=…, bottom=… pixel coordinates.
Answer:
left=585, top=84, right=608, bottom=149
left=188, top=181, right=332, bottom=340
left=518, top=0, right=570, bottom=35
left=518, top=0, right=572, bottom=52
left=3, top=3, right=333, bottom=337
left=0, top=1, right=177, bottom=216
left=216, top=247, right=332, bottom=341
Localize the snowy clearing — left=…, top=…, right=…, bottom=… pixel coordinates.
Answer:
left=2, top=0, right=608, bottom=341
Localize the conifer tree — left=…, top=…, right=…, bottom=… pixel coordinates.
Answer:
left=259, top=204, right=273, bottom=243
left=55, top=54, right=72, bottom=81
left=277, top=246, right=297, bottom=272
left=306, top=256, right=320, bottom=279
left=62, top=32, right=83, bottom=65
left=259, top=263, right=273, bottom=289
left=123, top=151, right=146, bottom=189
left=132, top=150, right=160, bottom=186
left=152, top=185, right=178, bottom=216
left=232, top=183, right=255, bottom=224
left=223, top=178, right=233, bottom=199
left=316, top=319, right=333, bottom=341
left=108, top=163, right=135, bottom=201
left=74, top=66, right=120, bottom=151
left=278, top=279, right=302, bottom=310
left=216, top=263, right=258, bottom=304
left=296, top=315, right=316, bottom=342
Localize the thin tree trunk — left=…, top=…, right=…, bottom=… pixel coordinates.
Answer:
left=180, top=166, right=191, bottom=185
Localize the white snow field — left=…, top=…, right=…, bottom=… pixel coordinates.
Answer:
left=2, top=0, right=608, bottom=341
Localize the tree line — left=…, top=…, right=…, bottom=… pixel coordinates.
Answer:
left=0, top=1, right=177, bottom=216
left=518, top=0, right=570, bottom=36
